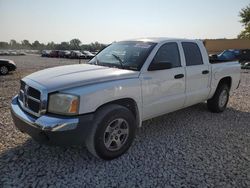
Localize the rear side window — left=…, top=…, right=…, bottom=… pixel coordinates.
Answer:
left=153, top=42, right=181, bottom=68
left=182, top=42, right=203, bottom=66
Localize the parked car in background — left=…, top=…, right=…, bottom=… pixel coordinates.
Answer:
left=64, top=51, right=71, bottom=58
left=69, top=50, right=85, bottom=59
left=91, top=51, right=99, bottom=55
left=49, top=50, right=60, bottom=58
left=9, top=51, right=17, bottom=56
left=16, top=51, right=26, bottom=56
left=58, top=50, right=71, bottom=58
left=210, top=49, right=250, bottom=64
left=58, top=50, right=65, bottom=58
left=40, top=50, right=97, bottom=59
left=4, top=51, right=10, bottom=55
left=241, top=62, right=250, bottom=69
left=0, top=51, right=10, bottom=56
left=209, top=49, right=240, bottom=62
left=41, top=50, right=51, bottom=57
left=82, top=50, right=95, bottom=59
left=0, top=50, right=26, bottom=56
left=0, top=59, right=16, bottom=75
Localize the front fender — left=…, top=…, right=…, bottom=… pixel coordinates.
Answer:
left=62, top=78, right=142, bottom=125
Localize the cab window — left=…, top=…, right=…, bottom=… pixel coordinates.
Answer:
left=182, top=42, right=203, bottom=66
left=153, top=42, right=181, bottom=68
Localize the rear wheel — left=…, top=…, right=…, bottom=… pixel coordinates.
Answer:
left=207, top=84, right=229, bottom=113
left=86, top=104, right=136, bottom=160
left=0, top=66, right=9, bottom=75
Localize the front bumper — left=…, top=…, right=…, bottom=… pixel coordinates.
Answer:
left=11, top=96, right=94, bottom=146
left=8, top=64, right=16, bottom=71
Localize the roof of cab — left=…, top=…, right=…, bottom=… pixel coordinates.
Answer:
left=122, top=37, right=200, bottom=43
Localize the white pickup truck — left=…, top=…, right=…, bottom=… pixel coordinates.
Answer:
left=11, top=38, right=241, bottom=160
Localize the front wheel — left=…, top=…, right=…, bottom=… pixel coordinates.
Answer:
left=86, top=104, right=136, bottom=160
left=0, top=66, right=9, bottom=75
left=207, top=84, right=229, bottom=113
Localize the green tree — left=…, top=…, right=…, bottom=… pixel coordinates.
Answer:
left=46, top=41, right=56, bottom=50
left=57, top=42, right=70, bottom=50
left=83, top=41, right=107, bottom=52
left=32, top=40, right=41, bottom=50
left=21, top=40, right=31, bottom=49
left=0, top=42, right=9, bottom=49
left=238, top=4, right=250, bottom=39
left=70, top=38, right=81, bottom=50
left=10, top=39, right=18, bottom=49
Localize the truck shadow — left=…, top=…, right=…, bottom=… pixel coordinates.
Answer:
left=1, top=103, right=249, bottom=185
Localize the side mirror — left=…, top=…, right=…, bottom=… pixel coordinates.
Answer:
left=148, top=61, right=172, bottom=71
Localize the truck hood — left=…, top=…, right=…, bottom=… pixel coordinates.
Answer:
left=25, top=64, right=139, bottom=91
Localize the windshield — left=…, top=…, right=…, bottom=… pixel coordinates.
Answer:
left=88, top=41, right=156, bottom=71
left=218, top=50, right=236, bottom=60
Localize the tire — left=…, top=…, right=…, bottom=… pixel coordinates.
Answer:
left=0, top=66, right=9, bottom=75
left=86, top=104, right=136, bottom=160
left=207, top=84, right=229, bottom=113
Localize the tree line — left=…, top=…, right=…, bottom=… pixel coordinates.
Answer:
left=238, top=4, right=250, bottom=39
left=0, top=38, right=107, bottom=52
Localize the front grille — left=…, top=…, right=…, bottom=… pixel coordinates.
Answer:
left=19, top=80, right=41, bottom=116
left=20, top=80, right=25, bottom=90
left=28, top=87, right=41, bottom=99
left=27, top=98, right=40, bottom=112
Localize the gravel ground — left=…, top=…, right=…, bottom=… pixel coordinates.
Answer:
left=0, top=55, right=249, bottom=187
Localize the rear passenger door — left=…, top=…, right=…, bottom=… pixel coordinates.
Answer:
left=182, top=42, right=210, bottom=107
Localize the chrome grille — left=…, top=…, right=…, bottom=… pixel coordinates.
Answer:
left=18, top=80, right=41, bottom=116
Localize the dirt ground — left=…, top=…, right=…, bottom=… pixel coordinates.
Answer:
left=0, top=55, right=249, bottom=187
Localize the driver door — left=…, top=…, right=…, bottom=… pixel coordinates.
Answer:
left=140, top=42, right=186, bottom=120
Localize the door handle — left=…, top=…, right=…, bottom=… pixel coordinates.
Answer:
left=174, top=74, right=184, bottom=79
left=202, top=70, right=209, bottom=74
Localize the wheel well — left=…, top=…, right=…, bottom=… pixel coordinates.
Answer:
left=0, top=64, right=9, bottom=68
left=0, top=65, right=9, bottom=71
left=218, top=77, right=232, bottom=90
left=96, top=98, right=140, bottom=127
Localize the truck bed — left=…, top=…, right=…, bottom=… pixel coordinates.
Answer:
left=209, top=59, right=239, bottom=64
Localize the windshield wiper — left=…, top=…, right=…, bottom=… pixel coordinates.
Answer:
left=111, top=54, right=124, bottom=69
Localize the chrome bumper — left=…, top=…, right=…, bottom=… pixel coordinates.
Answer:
left=11, top=95, right=79, bottom=132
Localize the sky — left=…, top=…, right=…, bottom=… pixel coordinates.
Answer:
left=0, top=0, right=249, bottom=44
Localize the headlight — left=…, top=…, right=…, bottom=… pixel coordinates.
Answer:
left=48, top=93, right=79, bottom=115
